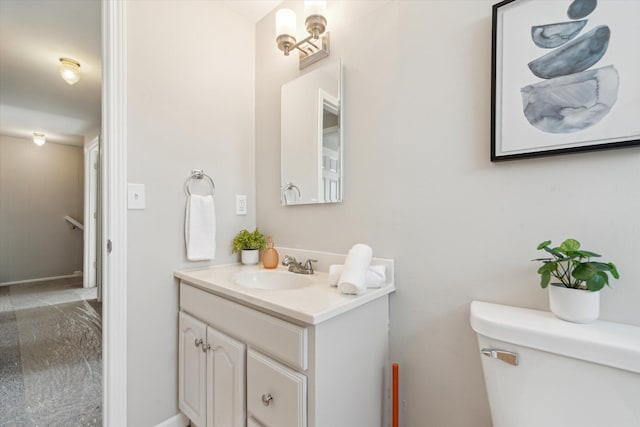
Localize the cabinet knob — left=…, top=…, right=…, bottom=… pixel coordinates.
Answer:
left=194, top=338, right=203, bottom=348
left=202, top=344, right=211, bottom=353
left=261, top=393, right=273, bottom=407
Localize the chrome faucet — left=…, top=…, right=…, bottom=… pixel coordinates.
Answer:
left=282, top=255, right=317, bottom=274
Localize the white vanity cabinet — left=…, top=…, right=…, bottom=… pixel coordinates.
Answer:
left=178, top=311, right=245, bottom=427
left=178, top=272, right=392, bottom=427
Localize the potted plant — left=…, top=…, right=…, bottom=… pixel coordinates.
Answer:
left=533, top=238, right=619, bottom=323
left=232, top=228, right=266, bottom=265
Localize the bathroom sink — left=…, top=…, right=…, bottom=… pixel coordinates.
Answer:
left=232, top=270, right=312, bottom=290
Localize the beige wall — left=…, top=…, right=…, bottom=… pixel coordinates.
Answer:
left=125, top=1, right=255, bottom=425
left=255, top=2, right=640, bottom=426
left=0, top=135, right=83, bottom=283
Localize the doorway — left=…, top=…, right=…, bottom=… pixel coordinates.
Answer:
left=0, top=0, right=105, bottom=423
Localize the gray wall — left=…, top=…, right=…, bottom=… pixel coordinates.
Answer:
left=0, top=135, right=83, bottom=283
left=125, top=1, right=255, bottom=425
left=255, top=2, right=640, bottom=426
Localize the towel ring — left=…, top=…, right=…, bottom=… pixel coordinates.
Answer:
left=281, top=182, right=301, bottom=205
left=185, top=169, right=215, bottom=196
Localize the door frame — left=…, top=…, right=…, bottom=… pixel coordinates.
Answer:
left=102, top=0, right=127, bottom=425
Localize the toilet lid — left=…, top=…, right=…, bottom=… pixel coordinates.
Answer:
left=470, top=301, right=640, bottom=374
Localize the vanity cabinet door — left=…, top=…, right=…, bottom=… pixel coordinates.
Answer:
left=206, top=327, right=246, bottom=427
left=179, top=312, right=207, bottom=427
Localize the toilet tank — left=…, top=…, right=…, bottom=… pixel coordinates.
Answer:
left=470, top=301, right=640, bottom=427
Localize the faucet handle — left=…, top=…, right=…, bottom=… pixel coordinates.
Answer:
left=282, top=255, right=297, bottom=266
left=303, top=259, right=318, bottom=272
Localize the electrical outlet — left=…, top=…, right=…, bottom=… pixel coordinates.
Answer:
left=236, top=195, right=247, bottom=215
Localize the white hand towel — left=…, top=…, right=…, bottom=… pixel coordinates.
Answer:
left=185, top=194, right=216, bottom=261
left=338, top=243, right=373, bottom=295
left=329, top=264, right=386, bottom=288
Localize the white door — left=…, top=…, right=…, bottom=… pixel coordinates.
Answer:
left=179, top=312, right=207, bottom=426
left=206, top=327, right=246, bottom=427
left=83, top=138, right=100, bottom=289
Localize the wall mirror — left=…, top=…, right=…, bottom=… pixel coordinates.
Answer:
left=281, top=59, right=342, bottom=205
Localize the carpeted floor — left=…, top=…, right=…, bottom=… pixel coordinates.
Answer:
left=0, top=277, right=102, bottom=426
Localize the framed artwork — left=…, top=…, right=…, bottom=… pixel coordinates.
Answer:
left=491, top=0, right=640, bottom=161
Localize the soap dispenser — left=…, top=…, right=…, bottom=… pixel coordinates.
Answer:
left=262, top=236, right=279, bottom=269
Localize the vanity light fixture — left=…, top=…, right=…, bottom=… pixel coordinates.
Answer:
left=59, top=57, right=81, bottom=85
left=32, top=132, right=46, bottom=146
left=276, top=0, right=330, bottom=69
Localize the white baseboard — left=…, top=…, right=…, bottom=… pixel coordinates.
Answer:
left=0, top=273, right=83, bottom=287
left=155, top=412, right=189, bottom=427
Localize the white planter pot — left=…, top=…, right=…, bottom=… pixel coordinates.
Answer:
left=241, top=249, right=259, bottom=265
left=549, top=283, right=600, bottom=323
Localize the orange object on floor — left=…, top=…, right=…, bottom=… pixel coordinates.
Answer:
left=393, top=363, right=399, bottom=427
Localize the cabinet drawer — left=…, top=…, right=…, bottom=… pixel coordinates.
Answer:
left=247, top=349, right=307, bottom=427
left=180, top=282, right=308, bottom=370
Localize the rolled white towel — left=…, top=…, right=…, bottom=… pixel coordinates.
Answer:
left=329, top=264, right=386, bottom=288
left=338, top=244, right=373, bottom=295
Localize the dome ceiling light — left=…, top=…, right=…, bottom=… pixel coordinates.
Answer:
left=33, top=132, right=46, bottom=146
left=59, top=57, right=81, bottom=85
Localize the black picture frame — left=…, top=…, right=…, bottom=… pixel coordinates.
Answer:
left=491, top=0, right=640, bottom=162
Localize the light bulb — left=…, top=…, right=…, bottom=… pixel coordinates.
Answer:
left=276, top=8, right=296, bottom=37
left=33, top=133, right=46, bottom=146
left=305, top=0, right=326, bottom=17
left=59, top=57, right=81, bottom=85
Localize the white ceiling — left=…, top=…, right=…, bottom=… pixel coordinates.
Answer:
left=0, top=0, right=280, bottom=147
left=0, top=0, right=101, bottom=146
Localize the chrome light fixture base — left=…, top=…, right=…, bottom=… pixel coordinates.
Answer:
left=276, top=34, right=297, bottom=56
left=305, top=14, right=327, bottom=39
left=298, top=32, right=329, bottom=70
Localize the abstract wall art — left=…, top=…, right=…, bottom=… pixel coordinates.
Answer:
left=491, top=0, right=640, bottom=161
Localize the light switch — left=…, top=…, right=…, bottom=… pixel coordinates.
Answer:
left=236, top=195, right=247, bottom=215
left=128, top=183, right=145, bottom=209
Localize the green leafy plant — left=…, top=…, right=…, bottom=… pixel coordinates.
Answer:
left=533, top=238, right=619, bottom=291
left=232, top=228, right=266, bottom=253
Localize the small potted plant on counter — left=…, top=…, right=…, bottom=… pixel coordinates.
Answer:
left=232, top=228, right=266, bottom=265
left=533, top=238, right=619, bottom=323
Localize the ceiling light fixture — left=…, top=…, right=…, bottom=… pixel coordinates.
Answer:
left=59, top=57, right=81, bottom=85
left=276, top=0, right=329, bottom=69
left=33, top=132, right=46, bottom=146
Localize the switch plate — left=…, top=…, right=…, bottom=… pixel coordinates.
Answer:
left=236, top=195, right=247, bottom=215
left=128, top=183, right=146, bottom=210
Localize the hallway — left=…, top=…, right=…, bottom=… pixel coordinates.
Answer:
left=0, top=277, right=102, bottom=426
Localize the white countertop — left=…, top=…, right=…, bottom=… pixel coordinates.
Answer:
left=175, top=263, right=395, bottom=325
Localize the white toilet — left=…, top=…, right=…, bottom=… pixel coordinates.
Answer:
left=470, top=301, right=640, bottom=427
